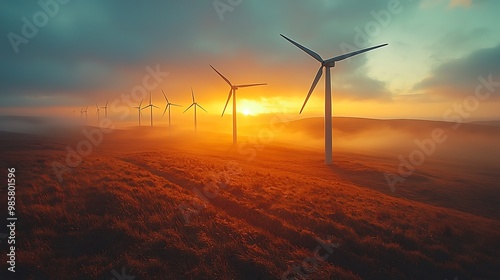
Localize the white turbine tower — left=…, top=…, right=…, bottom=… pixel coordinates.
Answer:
left=142, top=92, right=159, bottom=127
left=133, top=99, right=143, bottom=126
left=183, top=88, right=207, bottom=132
left=101, top=100, right=109, bottom=118
left=280, top=34, right=387, bottom=164
left=161, top=89, right=181, bottom=131
left=210, top=65, right=266, bottom=144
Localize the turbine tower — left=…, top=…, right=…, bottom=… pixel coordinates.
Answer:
left=133, top=99, right=143, bottom=126
left=210, top=65, right=266, bottom=144
left=161, top=89, right=181, bottom=131
left=82, top=106, right=88, bottom=122
left=101, top=100, right=109, bottom=118
left=183, top=87, right=207, bottom=132
left=280, top=34, right=387, bottom=164
left=142, top=92, right=159, bottom=127
left=95, top=104, right=100, bottom=123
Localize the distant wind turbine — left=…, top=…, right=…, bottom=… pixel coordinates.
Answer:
left=82, top=106, right=88, bottom=122
left=101, top=100, right=109, bottom=118
left=133, top=99, right=143, bottom=126
left=161, top=89, right=181, bottom=131
left=95, top=104, right=100, bottom=123
left=210, top=65, right=266, bottom=144
left=142, top=92, right=159, bottom=127
left=280, top=34, right=387, bottom=164
left=183, top=88, right=207, bottom=132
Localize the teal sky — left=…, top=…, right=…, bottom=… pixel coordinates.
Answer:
left=0, top=0, right=499, bottom=120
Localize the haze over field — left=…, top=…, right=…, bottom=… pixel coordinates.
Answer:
left=1, top=0, right=499, bottom=279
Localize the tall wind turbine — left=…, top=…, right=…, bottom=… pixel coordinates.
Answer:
left=133, top=99, right=143, bottom=126
left=280, top=34, right=387, bottom=164
left=183, top=88, right=207, bottom=132
left=95, top=104, right=100, bottom=123
left=101, top=100, right=109, bottom=118
left=142, top=92, right=159, bottom=127
left=210, top=65, right=266, bottom=144
left=161, top=89, right=181, bottom=131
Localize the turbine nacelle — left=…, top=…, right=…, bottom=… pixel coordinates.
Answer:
left=322, top=61, right=335, bottom=68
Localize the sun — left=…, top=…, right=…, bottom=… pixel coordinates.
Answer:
left=242, top=108, right=251, bottom=116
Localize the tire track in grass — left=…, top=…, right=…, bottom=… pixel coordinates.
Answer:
left=117, top=156, right=322, bottom=250
left=117, top=155, right=457, bottom=280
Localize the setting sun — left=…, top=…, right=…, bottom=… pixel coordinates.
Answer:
left=1, top=1, right=499, bottom=279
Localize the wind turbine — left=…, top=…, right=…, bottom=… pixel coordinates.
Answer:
left=183, top=88, right=207, bottom=132
left=280, top=34, right=387, bottom=164
left=210, top=65, right=266, bottom=144
left=161, top=89, right=181, bottom=131
left=82, top=106, right=88, bottom=122
left=142, top=92, right=159, bottom=127
left=95, top=104, right=100, bottom=123
left=101, top=100, right=109, bottom=118
left=133, top=99, right=143, bottom=126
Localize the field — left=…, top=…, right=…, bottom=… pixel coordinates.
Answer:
left=1, top=117, right=499, bottom=279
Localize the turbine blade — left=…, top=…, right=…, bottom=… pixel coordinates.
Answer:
left=183, top=103, right=194, bottom=113
left=221, top=88, right=233, bottom=117
left=191, top=87, right=195, bottom=103
left=326, top=43, right=388, bottom=63
left=161, top=89, right=169, bottom=103
left=300, top=66, right=323, bottom=114
left=149, top=92, right=152, bottom=105
left=197, top=104, right=207, bottom=113
left=153, top=105, right=160, bottom=109
left=139, top=99, right=143, bottom=107
left=210, top=65, right=232, bottom=86
left=171, top=104, right=181, bottom=107
left=280, top=34, right=323, bottom=62
left=235, top=83, right=267, bottom=88
left=162, top=105, right=168, bottom=117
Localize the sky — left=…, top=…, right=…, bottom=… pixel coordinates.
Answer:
left=0, top=0, right=499, bottom=126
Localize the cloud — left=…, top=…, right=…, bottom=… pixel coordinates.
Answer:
left=449, top=0, right=473, bottom=8
left=413, top=44, right=500, bottom=99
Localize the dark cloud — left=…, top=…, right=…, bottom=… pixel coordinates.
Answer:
left=414, top=44, right=500, bottom=98
left=2, top=0, right=495, bottom=109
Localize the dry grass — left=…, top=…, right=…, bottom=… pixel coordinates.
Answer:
left=0, top=127, right=499, bottom=279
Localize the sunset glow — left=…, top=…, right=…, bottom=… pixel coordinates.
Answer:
left=0, top=2, right=499, bottom=279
